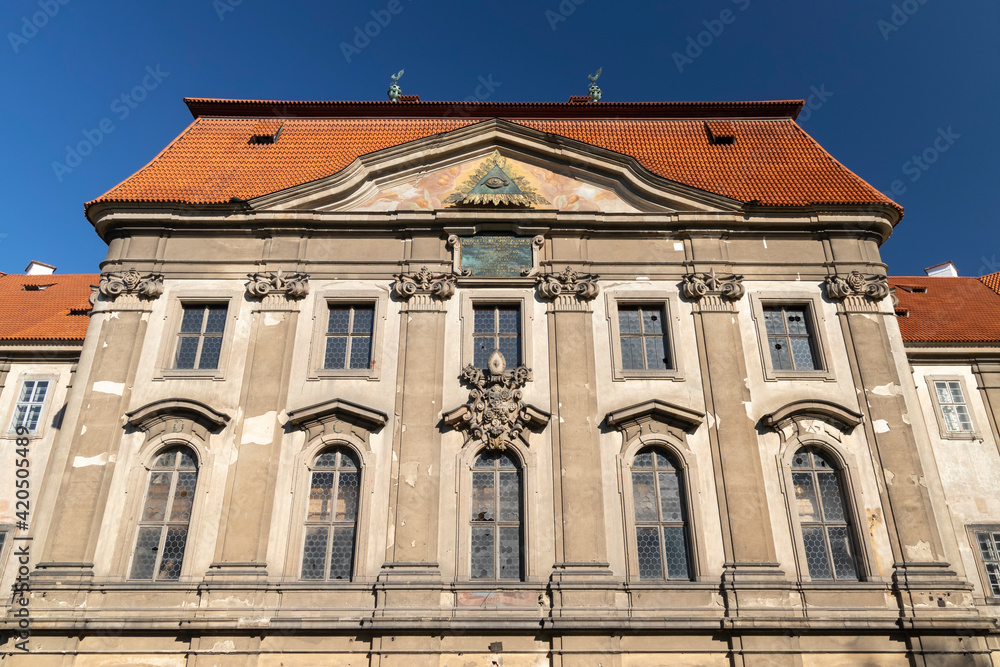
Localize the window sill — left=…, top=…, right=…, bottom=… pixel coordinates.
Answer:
left=938, top=431, right=979, bottom=441
left=307, top=369, right=380, bottom=381
left=154, top=369, right=226, bottom=381
left=762, top=369, right=836, bottom=382
left=613, top=370, right=685, bottom=382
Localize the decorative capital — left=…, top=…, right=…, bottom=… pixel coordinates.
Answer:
left=246, top=270, right=310, bottom=300
left=444, top=350, right=546, bottom=451
left=681, top=269, right=745, bottom=301
left=823, top=271, right=889, bottom=302
left=535, top=266, right=600, bottom=301
left=92, top=269, right=164, bottom=304
left=392, top=266, right=457, bottom=301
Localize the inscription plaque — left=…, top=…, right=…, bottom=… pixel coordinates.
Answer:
left=460, top=235, right=533, bottom=277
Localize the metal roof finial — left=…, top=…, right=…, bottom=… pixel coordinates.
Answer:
left=388, top=69, right=404, bottom=102
left=587, top=67, right=602, bottom=103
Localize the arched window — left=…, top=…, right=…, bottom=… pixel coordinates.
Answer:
left=631, top=447, right=690, bottom=580
left=301, top=447, right=360, bottom=580
left=791, top=446, right=858, bottom=580
left=130, top=446, right=198, bottom=580
left=470, top=450, right=523, bottom=581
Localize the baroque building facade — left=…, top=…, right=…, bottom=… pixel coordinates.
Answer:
left=4, top=97, right=1000, bottom=665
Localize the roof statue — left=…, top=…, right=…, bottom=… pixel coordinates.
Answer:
left=588, top=67, right=602, bottom=103
left=387, top=69, right=404, bottom=102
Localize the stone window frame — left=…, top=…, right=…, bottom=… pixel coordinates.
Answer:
left=616, top=435, right=706, bottom=583
left=926, top=375, right=979, bottom=440
left=285, top=436, right=374, bottom=584
left=307, top=287, right=388, bottom=381
left=776, top=439, right=874, bottom=584
left=605, top=290, right=684, bottom=382
left=459, top=291, right=534, bottom=373
left=114, top=436, right=211, bottom=583
left=749, top=293, right=835, bottom=382
left=154, top=293, right=238, bottom=382
left=454, top=441, right=537, bottom=583
left=3, top=373, right=59, bottom=440
left=966, top=524, right=1000, bottom=604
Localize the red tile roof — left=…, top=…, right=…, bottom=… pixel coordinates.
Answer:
left=981, top=271, right=1000, bottom=296
left=0, top=274, right=96, bottom=342
left=85, top=98, right=900, bottom=216
left=890, top=276, right=1000, bottom=343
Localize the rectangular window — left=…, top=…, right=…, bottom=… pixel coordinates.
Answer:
left=9, top=380, right=50, bottom=433
left=763, top=305, right=819, bottom=371
left=934, top=380, right=973, bottom=433
left=175, top=305, right=227, bottom=370
left=975, top=530, right=1000, bottom=597
left=473, top=305, right=521, bottom=369
left=618, top=304, right=670, bottom=370
left=324, top=304, right=375, bottom=370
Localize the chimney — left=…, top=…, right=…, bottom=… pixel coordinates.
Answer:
left=24, top=260, right=56, bottom=275
left=924, top=261, right=958, bottom=277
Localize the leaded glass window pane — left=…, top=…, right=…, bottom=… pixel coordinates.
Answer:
left=630, top=447, right=691, bottom=580
left=470, top=451, right=523, bottom=581
left=618, top=304, right=670, bottom=370
left=762, top=305, right=820, bottom=371
left=301, top=447, right=360, bottom=581
left=175, top=305, right=227, bottom=370
left=130, top=447, right=198, bottom=581
left=791, top=446, right=859, bottom=581
left=472, top=305, right=522, bottom=368
left=324, top=304, right=375, bottom=370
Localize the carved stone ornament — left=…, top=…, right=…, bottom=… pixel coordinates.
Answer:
left=246, top=270, right=309, bottom=299
left=392, top=266, right=457, bottom=301
left=681, top=268, right=745, bottom=301
left=535, top=266, right=600, bottom=301
left=452, top=350, right=538, bottom=451
left=93, top=269, right=164, bottom=303
left=823, top=271, right=890, bottom=302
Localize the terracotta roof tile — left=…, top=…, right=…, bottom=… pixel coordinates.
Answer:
left=86, top=99, right=899, bottom=215
left=0, top=274, right=96, bottom=342
left=981, top=271, right=1000, bottom=296
left=890, top=276, right=1000, bottom=343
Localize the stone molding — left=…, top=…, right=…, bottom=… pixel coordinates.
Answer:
left=392, top=266, right=458, bottom=301
left=822, top=270, right=890, bottom=302
left=92, top=269, right=164, bottom=304
left=246, top=270, right=310, bottom=300
left=761, top=399, right=864, bottom=444
left=286, top=397, right=387, bottom=443
left=535, top=266, right=600, bottom=304
left=125, top=398, right=231, bottom=443
left=443, top=349, right=548, bottom=451
left=680, top=269, right=745, bottom=302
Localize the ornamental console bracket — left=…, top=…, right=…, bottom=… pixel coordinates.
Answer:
left=246, top=270, right=310, bottom=300
left=443, top=349, right=549, bottom=451
left=91, top=269, right=164, bottom=304
left=822, top=271, right=890, bottom=302
left=535, top=266, right=600, bottom=301
left=392, top=266, right=458, bottom=301
left=680, top=268, right=745, bottom=301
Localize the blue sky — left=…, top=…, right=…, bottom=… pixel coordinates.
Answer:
left=2, top=0, right=997, bottom=276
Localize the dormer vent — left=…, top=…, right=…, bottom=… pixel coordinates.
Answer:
left=249, top=120, right=284, bottom=145
left=705, top=121, right=735, bottom=145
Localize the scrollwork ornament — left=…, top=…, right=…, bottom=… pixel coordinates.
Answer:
left=95, top=269, right=164, bottom=302
left=680, top=268, right=744, bottom=301
left=823, top=271, right=889, bottom=302
left=391, top=266, right=457, bottom=301
left=535, top=266, right=600, bottom=301
left=245, top=270, right=309, bottom=300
